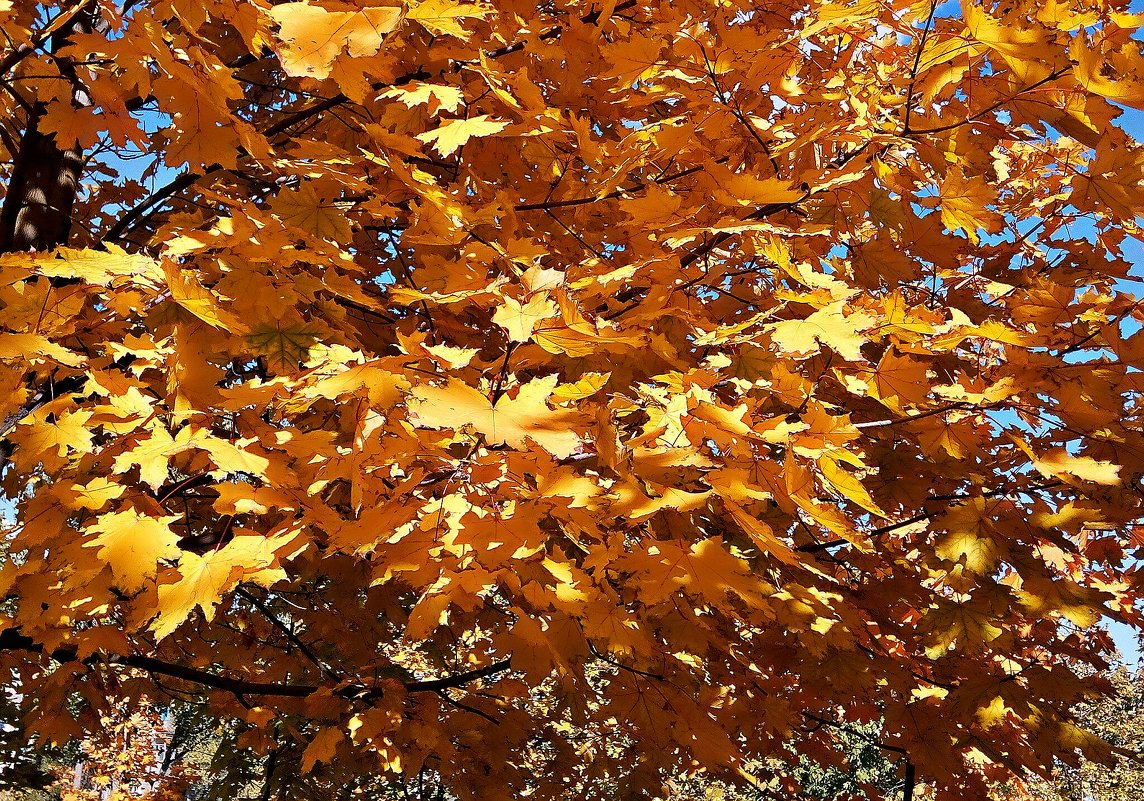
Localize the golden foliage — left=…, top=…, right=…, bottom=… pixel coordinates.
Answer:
left=1, top=0, right=1143, bottom=799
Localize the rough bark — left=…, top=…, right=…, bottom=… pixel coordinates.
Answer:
left=0, top=3, right=94, bottom=253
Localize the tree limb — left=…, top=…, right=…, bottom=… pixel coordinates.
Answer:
left=0, top=627, right=512, bottom=700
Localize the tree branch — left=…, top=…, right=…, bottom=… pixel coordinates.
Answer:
left=903, top=758, right=916, bottom=801
left=0, top=2, right=91, bottom=77
left=853, top=402, right=983, bottom=430
left=237, top=587, right=343, bottom=682
left=905, top=68, right=1069, bottom=136
left=0, top=628, right=512, bottom=700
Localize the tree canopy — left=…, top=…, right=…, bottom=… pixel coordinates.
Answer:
left=1, top=0, right=1144, bottom=798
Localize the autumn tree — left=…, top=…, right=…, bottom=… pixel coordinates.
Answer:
left=1, top=0, right=1144, bottom=798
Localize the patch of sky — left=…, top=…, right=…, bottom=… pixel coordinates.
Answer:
left=933, top=0, right=962, bottom=19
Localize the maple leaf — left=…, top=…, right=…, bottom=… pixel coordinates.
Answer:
left=1033, top=449, right=1122, bottom=486
left=415, top=115, right=508, bottom=156
left=765, top=301, right=874, bottom=361
left=112, top=426, right=181, bottom=490
left=708, top=165, right=806, bottom=207
left=298, top=728, right=342, bottom=774
left=269, top=3, right=403, bottom=79
left=961, top=1, right=1058, bottom=77
left=935, top=529, right=1001, bottom=574
left=818, top=456, right=886, bottom=517
left=608, top=34, right=665, bottom=83
left=153, top=533, right=292, bottom=639
left=382, top=82, right=465, bottom=113
left=405, top=0, right=491, bottom=38
left=0, top=333, right=84, bottom=367
left=246, top=324, right=321, bottom=372
left=550, top=372, right=610, bottom=403
left=924, top=602, right=1004, bottom=657
left=722, top=498, right=804, bottom=566
left=272, top=183, right=354, bottom=242
left=1072, top=36, right=1144, bottom=109
left=871, top=349, right=931, bottom=406
left=112, top=425, right=270, bottom=489
left=39, top=100, right=102, bottom=149
left=939, top=168, right=1004, bottom=244
left=491, top=294, right=557, bottom=342
left=162, top=262, right=246, bottom=331
left=407, top=375, right=583, bottom=458
left=84, top=510, right=182, bottom=592
left=24, top=246, right=162, bottom=287
left=1010, top=436, right=1123, bottom=486
left=66, top=477, right=126, bottom=511
left=11, top=407, right=94, bottom=460
left=680, top=537, right=768, bottom=605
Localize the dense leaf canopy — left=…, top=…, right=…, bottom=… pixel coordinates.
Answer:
left=2, top=0, right=1144, bottom=798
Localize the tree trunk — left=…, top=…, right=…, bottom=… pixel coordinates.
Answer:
left=0, top=4, right=94, bottom=253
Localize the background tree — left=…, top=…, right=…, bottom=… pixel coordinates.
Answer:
left=1001, top=665, right=1144, bottom=801
left=1, top=0, right=1144, bottom=799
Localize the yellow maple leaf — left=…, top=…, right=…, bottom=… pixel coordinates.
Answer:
left=269, top=2, right=403, bottom=79
left=0, top=333, right=85, bottom=367
left=608, top=34, right=665, bottom=84
left=112, top=426, right=180, bottom=489
left=246, top=324, right=321, bottom=372
left=818, top=456, right=886, bottom=517
left=622, top=183, right=683, bottom=226
left=301, top=727, right=343, bottom=772
left=709, top=165, right=806, bottom=208
left=765, top=301, right=874, bottom=361
left=22, top=246, right=161, bottom=287
left=1034, top=449, right=1121, bottom=486
left=871, top=349, right=931, bottom=406
left=1072, top=36, right=1144, bottom=109
left=975, top=695, right=1011, bottom=729
left=961, top=0, right=1060, bottom=80
left=113, top=425, right=270, bottom=489
left=162, top=262, right=246, bottom=332
left=415, top=115, right=508, bottom=157
left=405, top=0, right=491, bottom=38
left=12, top=408, right=94, bottom=460
left=1017, top=574, right=1106, bottom=627
left=492, top=294, right=558, bottom=342
left=1009, top=435, right=1122, bottom=486
left=382, top=82, right=465, bottom=113
left=85, top=510, right=182, bottom=592
left=407, top=375, right=583, bottom=458
left=939, top=168, right=1003, bottom=244
left=550, top=372, right=611, bottom=403
left=722, top=497, right=803, bottom=566
left=924, top=602, right=1003, bottom=657
left=153, top=534, right=291, bottom=639
left=935, top=528, right=1001, bottom=574
left=39, top=100, right=102, bottom=149
left=194, top=434, right=272, bottom=479
left=66, top=477, right=126, bottom=511
left=680, top=537, right=768, bottom=605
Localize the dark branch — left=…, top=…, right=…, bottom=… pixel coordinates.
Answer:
left=0, top=627, right=512, bottom=700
